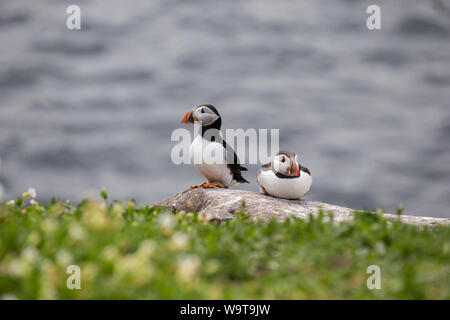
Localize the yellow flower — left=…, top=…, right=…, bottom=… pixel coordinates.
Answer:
left=30, top=199, right=37, bottom=206
left=22, top=187, right=37, bottom=199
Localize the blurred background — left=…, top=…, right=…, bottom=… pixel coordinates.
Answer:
left=0, top=0, right=449, bottom=217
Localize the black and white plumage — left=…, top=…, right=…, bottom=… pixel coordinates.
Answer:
left=256, top=151, right=312, bottom=199
left=181, top=104, right=249, bottom=188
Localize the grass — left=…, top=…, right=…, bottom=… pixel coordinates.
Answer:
left=0, top=190, right=449, bottom=299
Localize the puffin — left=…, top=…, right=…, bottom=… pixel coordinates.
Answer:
left=256, top=151, right=312, bottom=199
left=180, top=104, right=249, bottom=188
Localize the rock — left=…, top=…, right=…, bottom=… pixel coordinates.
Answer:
left=155, top=188, right=450, bottom=227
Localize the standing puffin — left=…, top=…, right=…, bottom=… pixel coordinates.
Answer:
left=256, top=151, right=312, bottom=199
left=181, top=104, right=249, bottom=188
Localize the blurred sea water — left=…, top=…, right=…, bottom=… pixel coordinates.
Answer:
left=0, top=0, right=449, bottom=217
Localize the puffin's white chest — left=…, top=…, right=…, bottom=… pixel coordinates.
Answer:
left=257, top=169, right=312, bottom=200
left=190, top=135, right=233, bottom=186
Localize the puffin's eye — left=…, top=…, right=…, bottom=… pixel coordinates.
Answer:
left=281, top=157, right=285, bottom=163
left=201, top=108, right=205, bottom=114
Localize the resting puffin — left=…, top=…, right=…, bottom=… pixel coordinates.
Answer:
left=181, top=104, right=249, bottom=188
left=256, top=151, right=312, bottom=199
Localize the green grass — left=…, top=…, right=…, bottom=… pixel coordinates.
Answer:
left=0, top=192, right=449, bottom=299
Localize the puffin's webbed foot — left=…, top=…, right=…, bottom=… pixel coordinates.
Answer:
left=191, top=182, right=207, bottom=189
left=202, top=182, right=227, bottom=189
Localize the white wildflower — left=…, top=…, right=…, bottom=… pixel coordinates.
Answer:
left=101, top=245, right=120, bottom=262
left=157, top=213, right=176, bottom=231
left=137, top=239, right=156, bottom=258
left=41, top=219, right=56, bottom=233
left=22, top=246, right=39, bottom=262
left=177, top=255, right=200, bottom=283
left=28, top=188, right=37, bottom=198
left=27, top=232, right=41, bottom=246
left=170, top=232, right=189, bottom=250
left=55, top=249, right=73, bottom=266
left=68, top=223, right=86, bottom=241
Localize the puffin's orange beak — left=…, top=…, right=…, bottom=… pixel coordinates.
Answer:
left=292, top=161, right=299, bottom=176
left=181, top=109, right=194, bottom=124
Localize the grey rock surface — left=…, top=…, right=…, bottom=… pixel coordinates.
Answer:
left=155, top=188, right=450, bottom=227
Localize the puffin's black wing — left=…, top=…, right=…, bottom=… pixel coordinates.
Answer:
left=299, top=164, right=311, bottom=176
left=216, top=136, right=249, bottom=184
left=260, top=162, right=271, bottom=170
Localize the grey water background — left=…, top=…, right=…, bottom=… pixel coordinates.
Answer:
left=0, top=0, right=449, bottom=217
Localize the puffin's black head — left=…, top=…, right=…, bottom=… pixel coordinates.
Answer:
left=181, top=104, right=221, bottom=129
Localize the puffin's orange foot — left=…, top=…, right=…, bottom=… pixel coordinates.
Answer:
left=262, top=187, right=268, bottom=195
left=202, top=182, right=227, bottom=189
left=191, top=182, right=207, bottom=189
